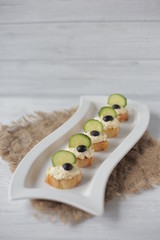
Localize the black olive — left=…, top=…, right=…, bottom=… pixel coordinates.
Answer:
left=112, top=104, right=120, bottom=109
left=103, top=115, right=114, bottom=122
left=90, top=130, right=100, bottom=136
left=77, top=145, right=87, bottom=152
left=62, top=163, right=73, bottom=171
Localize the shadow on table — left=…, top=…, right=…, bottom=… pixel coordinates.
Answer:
left=104, top=198, right=122, bottom=220
left=148, top=112, right=160, bottom=139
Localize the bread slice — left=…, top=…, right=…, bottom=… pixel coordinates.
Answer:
left=45, top=172, right=82, bottom=189
left=91, top=140, right=108, bottom=152
left=104, top=126, right=120, bottom=138
left=76, top=156, right=94, bottom=168
left=117, top=112, right=129, bottom=122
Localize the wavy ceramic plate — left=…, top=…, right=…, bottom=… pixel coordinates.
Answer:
left=9, top=96, right=150, bottom=216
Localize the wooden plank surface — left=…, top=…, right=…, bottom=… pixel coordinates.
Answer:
left=0, top=0, right=160, bottom=23
left=0, top=60, right=160, bottom=98
left=1, top=22, right=160, bottom=60
left=0, top=0, right=160, bottom=239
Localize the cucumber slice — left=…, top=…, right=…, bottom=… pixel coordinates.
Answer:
left=69, top=133, right=91, bottom=148
left=108, top=93, right=127, bottom=107
left=52, top=150, right=76, bottom=167
left=98, top=106, right=117, bottom=118
left=83, top=119, right=103, bottom=133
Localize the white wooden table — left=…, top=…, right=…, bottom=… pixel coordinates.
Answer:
left=0, top=1, right=160, bottom=239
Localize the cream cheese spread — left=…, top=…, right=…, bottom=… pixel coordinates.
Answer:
left=85, top=132, right=107, bottom=144
left=115, top=107, right=128, bottom=115
left=95, top=116, right=120, bottom=129
left=65, top=145, right=94, bottom=159
left=46, top=165, right=80, bottom=180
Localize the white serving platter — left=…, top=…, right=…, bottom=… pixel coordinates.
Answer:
left=9, top=96, right=150, bottom=216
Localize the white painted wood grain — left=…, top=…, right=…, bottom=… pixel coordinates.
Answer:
left=0, top=0, right=160, bottom=23
left=1, top=22, right=160, bottom=60
left=1, top=0, right=160, bottom=239
left=0, top=61, right=160, bottom=98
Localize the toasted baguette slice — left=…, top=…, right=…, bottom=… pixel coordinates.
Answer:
left=45, top=172, right=82, bottom=189
left=76, top=156, right=94, bottom=168
left=91, top=140, right=108, bottom=152
left=104, top=126, right=120, bottom=138
left=117, top=112, right=129, bottom=122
